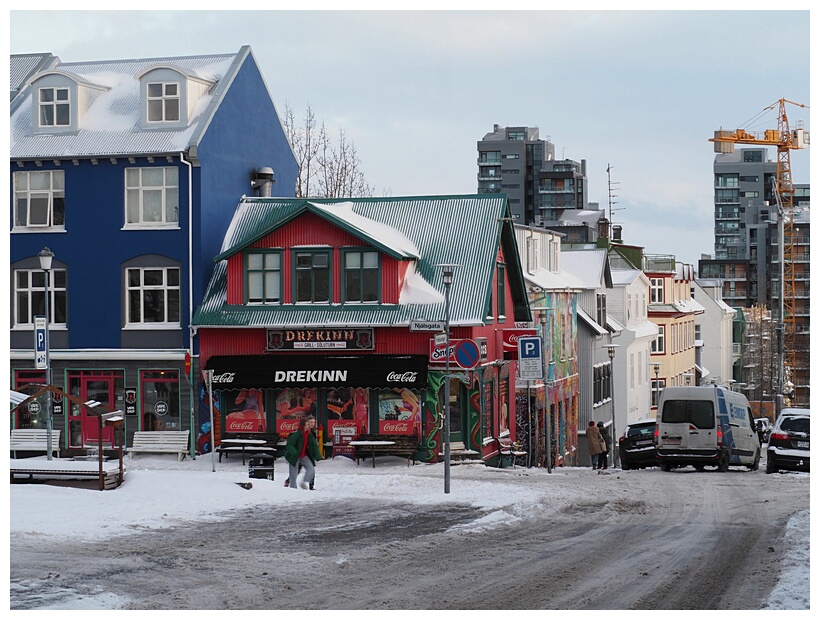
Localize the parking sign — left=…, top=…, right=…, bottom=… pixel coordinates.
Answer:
left=34, top=316, right=47, bottom=370
left=517, top=336, right=543, bottom=380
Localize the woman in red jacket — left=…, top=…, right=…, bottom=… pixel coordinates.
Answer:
left=284, top=415, right=322, bottom=490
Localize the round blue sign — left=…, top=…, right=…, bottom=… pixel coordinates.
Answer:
left=454, top=340, right=480, bottom=369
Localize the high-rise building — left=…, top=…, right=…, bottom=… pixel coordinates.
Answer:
left=698, top=147, right=810, bottom=407
left=477, top=124, right=555, bottom=223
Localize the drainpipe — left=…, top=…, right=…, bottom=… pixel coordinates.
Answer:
left=180, top=151, right=195, bottom=459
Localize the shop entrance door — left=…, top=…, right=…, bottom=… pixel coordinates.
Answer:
left=68, top=373, right=118, bottom=448
left=446, top=378, right=465, bottom=444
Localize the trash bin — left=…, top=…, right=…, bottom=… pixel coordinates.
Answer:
left=248, top=453, right=275, bottom=480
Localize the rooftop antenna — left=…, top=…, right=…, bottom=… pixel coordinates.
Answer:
left=607, top=163, right=623, bottom=222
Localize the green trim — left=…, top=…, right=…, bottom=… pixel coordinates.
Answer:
left=292, top=248, right=332, bottom=303
left=341, top=247, right=381, bottom=304
left=244, top=249, right=282, bottom=305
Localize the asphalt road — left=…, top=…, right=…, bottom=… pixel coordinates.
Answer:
left=10, top=466, right=807, bottom=610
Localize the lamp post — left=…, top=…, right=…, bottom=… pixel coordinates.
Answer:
left=38, top=247, right=54, bottom=461
left=533, top=307, right=553, bottom=472
left=650, top=362, right=662, bottom=415
left=203, top=369, right=216, bottom=473
left=604, top=344, right=619, bottom=467
left=439, top=264, right=457, bottom=494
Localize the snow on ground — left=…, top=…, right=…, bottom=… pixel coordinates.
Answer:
left=7, top=452, right=812, bottom=610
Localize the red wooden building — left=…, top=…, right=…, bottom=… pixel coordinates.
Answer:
left=192, top=195, right=532, bottom=464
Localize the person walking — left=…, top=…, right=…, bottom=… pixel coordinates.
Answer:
left=586, top=420, right=604, bottom=469
left=597, top=421, right=611, bottom=470
left=284, top=415, right=322, bottom=490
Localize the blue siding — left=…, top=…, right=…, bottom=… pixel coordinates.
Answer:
left=196, top=54, right=298, bottom=306
left=10, top=50, right=298, bottom=354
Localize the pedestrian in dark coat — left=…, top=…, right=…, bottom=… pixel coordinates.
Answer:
left=284, top=415, right=322, bottom=490
left=597, top=421, right=611, bottom=470
left=586, top=421, right=604, bottom=469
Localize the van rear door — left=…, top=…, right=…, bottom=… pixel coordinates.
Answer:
left=659, top=399, right=716, bottom=450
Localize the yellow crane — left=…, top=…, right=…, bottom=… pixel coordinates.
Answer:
left=709, top=98, right=809, bottom=407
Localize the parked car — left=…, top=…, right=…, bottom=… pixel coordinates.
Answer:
left=618, top=419, right=658, bottom=469
left=766, top=408, right=810, bottom=474
left=754, top=418, right=772, bottom=444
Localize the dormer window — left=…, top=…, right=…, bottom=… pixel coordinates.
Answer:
left=147, top=82, right=180, bottom=123
left=39, top=87, right=70, bottom=127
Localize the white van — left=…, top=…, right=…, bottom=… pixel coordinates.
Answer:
left=655, top=385, right=761, bottom=472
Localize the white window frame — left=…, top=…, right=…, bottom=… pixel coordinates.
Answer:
left=651, top=325, right=665, bottom=354
left=13, top=170, right=65, bottom=230
left=13, top=268, right=67, bottom=328
left=650, top=278, right=664, bottom=304
left=246, top=251, right=282, bottom=305
left=39, top=86, right=70, bottom=127
left=125, top=266, right=181, bottom=328
left=147, top=82, right=180, bottom=123
left=124, top=167, right=179, bottom=228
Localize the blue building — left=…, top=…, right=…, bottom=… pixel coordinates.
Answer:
left=9, top=46, right=298, bottom=452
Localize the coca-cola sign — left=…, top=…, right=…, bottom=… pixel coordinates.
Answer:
left=211, top=372, right=236, bottom=384
left=379, top=419, right=413, bottom=434
left=205, top=355, right=427, bottom=389
left=386, top=371, right=418, bottom=383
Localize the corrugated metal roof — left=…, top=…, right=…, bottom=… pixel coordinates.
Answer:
left=10, top=50, right=242, bottom=159
left=196, top=194, right=525, bottom=328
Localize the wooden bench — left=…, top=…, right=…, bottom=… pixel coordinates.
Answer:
left=352, top=433, right=419, bottom=467
left=129, top=430, right=190, bottom=461
left=10, top=429, right=62, bottom=458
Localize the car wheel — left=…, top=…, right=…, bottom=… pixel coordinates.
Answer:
left=718, top=453, right=729, bottom=472
left=622, top=462, right=632, bottom=470
left=660, top=461, right=671, bottom=472
left=694, top=465, right=705, bottom=472
left=748, top=449, right=760, bottom=471
left=766, top=456, right=777, bottom=474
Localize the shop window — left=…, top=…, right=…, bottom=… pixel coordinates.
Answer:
left=325, top=387, right=371, bottom=437
left=141, top=370, right=180, bottom=431
left=12, top=369, right=47, bottom=429
left=378, top=388, right=420, bottom=435
left=274, top=388, right=317, bottom=435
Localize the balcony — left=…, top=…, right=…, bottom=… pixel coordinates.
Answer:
left=643, top=254, right=676, bottom=272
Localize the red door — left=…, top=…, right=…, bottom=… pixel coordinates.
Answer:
left=68, top=372, right=119, bottom=448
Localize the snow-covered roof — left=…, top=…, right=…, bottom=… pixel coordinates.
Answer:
left=524, top=268, right=585, bottom=291
left=561, top=248, right=609, bottom=289
left=10, top=49, right=243, bottom=159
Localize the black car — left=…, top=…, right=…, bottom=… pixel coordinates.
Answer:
left=618, top=419, right=658, bottom=469
left=766, top=408, right=810, bottom=474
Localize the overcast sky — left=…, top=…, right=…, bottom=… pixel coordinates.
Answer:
left=7, top=7, right=812, bottom=266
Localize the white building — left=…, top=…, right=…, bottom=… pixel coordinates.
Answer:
left=693, top=278, right=737, bottom=386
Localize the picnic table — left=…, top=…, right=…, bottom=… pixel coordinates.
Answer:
left=349, top=440, right=397, bottom=468
left=216, top=438, right=275, bottom=465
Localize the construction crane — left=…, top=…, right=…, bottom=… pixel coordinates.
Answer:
left=709, top=98, right=810, bottom=409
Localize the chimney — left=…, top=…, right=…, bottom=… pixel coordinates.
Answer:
left=251, top=167, right=275, bottom=197
left=612, top=225, right=623, bottom=242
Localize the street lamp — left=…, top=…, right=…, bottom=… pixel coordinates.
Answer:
left=38, top=247, right=54, bottom=461
left=203, top=369, right=216, bottom=473
left=604, top=344, right=619, bottom=467
left=533, top=307, right=553, bottom=472
left=650, top=362, right=662, bottom=414
left=438, top=263, right=459, bottom=494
